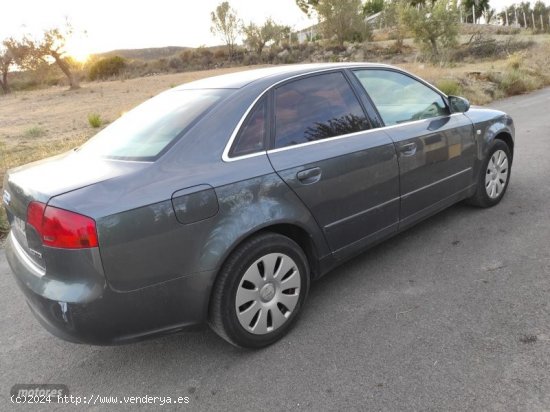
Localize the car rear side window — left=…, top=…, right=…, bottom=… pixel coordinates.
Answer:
left=274, top=72, right=370, bottom=149
left=78, top=89, right=230, bottom=161
left=353, top=69, right=448, bottom=126
left=230, top=98, right=266, bottom=157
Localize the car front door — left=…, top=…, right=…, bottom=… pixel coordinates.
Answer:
left=266, top=71, right=400, bottom=256
left=352, top=69, right=476, bottom=228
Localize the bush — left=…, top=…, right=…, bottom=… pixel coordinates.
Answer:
left=23, top=126, right=46, bottom=138
left=88, top=113, right=103, bottom=128
left=436, top=79, right=462, bottom=96
left=451, top=37, right=534, bottom=62
left=0, top=206, right=8, bottom=238
left=89, top=56, right=127, bottom=81
left=168, top=57, right=183, bottom=70
left=495, top=27, right=520, bottom=35
left=498, top=70, right=540, bottom=96
left=507, top=53, right=522, bottom=70
left=213, top=49, right=227, bottom=59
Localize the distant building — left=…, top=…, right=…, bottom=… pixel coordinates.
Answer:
left=295, top=24, right=320, bottom=44
left=365, top=11, right=382, bottom=27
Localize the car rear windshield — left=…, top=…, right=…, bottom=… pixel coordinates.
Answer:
left=78, top=89, right=230, bottom=161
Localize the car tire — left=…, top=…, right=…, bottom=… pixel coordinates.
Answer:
left=209, top=232, right=310, bottom=348
left=467, top=139, right=512, bottom=208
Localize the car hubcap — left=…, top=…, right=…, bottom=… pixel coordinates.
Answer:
left=235, top=253, right=301, bottom=335
left=485, top=150, right=509, bottom=199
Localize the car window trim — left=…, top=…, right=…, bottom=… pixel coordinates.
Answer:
left=343, top=68, right=384, bottom=128
left=222, top=65, right=454, bottom=162
left=271, top=70, right=372, bottom=151
left=266, top=113, right=464, bottom=154
left=223, top=68, right=351, bottom=162
left=228, top=96, right=269, bottom=158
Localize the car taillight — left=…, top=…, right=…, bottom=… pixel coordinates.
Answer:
left=26, top=201, right=99, bottom=249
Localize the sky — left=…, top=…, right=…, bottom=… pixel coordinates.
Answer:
left=0, top=0, right=314, bottom=59
left=0, top=0, right=542, bottom=60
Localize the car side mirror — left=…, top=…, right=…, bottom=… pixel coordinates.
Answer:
left=448, top=95, right=470, bottom=113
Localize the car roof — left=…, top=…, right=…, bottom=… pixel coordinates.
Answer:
left=174, top=63, right=392, bottom=90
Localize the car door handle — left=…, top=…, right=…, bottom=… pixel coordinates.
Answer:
left=399, top=142, right=417, bottom=156
left=296, top=167, right=322, bottom=185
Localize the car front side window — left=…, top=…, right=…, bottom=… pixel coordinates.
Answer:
left=274, top=72, right=370, bottom=149
left=353, top=69, right=449, bottom=126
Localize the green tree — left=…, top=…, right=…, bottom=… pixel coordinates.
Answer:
left=363, top=0, right=385, bottom=16
left=461, top=0, right=490, bottom=23
left=29, top=23, right=81, bottom=89
left=482, top=8, right=497, bottom=24
left=517, top=2, right=533, bottom=27
left=211, top=1, right=241, bottom=61
left=0, top=38, right=32, bottom=94
left=297, top=0, right=369, bottom=46
left=402, top=0, right=459, bottom=61
left=382, top=0, right=408, bottom=51
left=499, top=5, right=518, bottom=26
left=0, top=41, right=16, bottom=94
left=296, top=0, right=320, bottom=17
left=533, top=1, right=549, bottom=30
left=533, top=0, right=548, bottom=16
left=243, top=18, right=290, bottom=58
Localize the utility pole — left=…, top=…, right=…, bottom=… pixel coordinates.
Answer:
left=472, top=5, right=476, bottom=24
left=505, top=10, right=509, bottom=26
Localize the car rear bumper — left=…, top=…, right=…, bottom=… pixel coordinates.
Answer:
left=5, top=233, right=215, bottom=345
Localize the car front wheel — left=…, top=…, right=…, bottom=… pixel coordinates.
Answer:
left=209, top=232, right=309, bottom=348
left=467, top=139, right=512, bottom=208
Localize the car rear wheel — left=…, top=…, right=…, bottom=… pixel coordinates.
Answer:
left=467, top=139, right=512, bottom=208
left=209, top=232, right=309, bottom=348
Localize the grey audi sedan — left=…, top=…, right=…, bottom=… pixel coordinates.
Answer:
left=3, top=63, right=514, bottom=348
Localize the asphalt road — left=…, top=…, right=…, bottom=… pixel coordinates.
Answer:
left=1, top=89, right=550, bottom=412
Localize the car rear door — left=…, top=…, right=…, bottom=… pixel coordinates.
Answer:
left=351, top=68, right=476, bottom=227
left=266, top=71, right=400, bottom=256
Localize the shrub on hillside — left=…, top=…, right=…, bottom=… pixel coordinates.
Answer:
left=213, top=49, right=227, bottom=59
left=436, top=79, right=462, bottom=96
left=452, top=36, right=534, bottom=62
left=89, top=56, right=127, bottom=81
left=498, top=69, right=541, bottom=96
left=24, top=126, right=46, bottom=138
left=168, top=56, right=183, bottom=70
left=88, top=113, right=103, bottom=128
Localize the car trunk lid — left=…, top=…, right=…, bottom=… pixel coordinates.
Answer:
left=2, top=151, right=150, bottom=270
